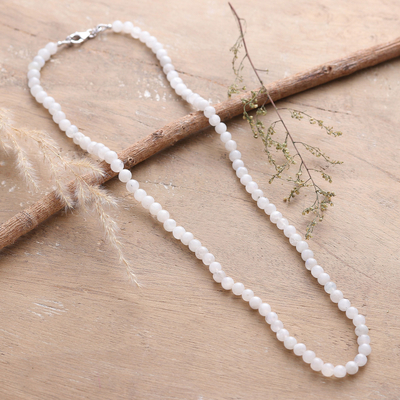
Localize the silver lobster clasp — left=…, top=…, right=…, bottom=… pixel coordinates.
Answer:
left=57, top=24, right=112, bottom=46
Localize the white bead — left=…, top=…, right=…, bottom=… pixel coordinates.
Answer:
left=213, top=271, right=226, bottom=283
left=242, top=289, right=254, bottom=301
left=302, top=350, right=316, bottom=364
left=131, top=26, right=141, bottom=39
left=202, top=253, right=215, bottom=265
left=229, top=150, right=241, bottom=161
left=163, top=64, right=175, bottom=74
left=270, top=320, right=283, bottom=332
left=321, top=363, right=334, bottom=377
left=357, top=335, right=370, bottom=345
left=170, top=77, right=183, bottom=89
left=45, top=42, right=58, bottom=55
left=265, top=312, right=278, bottom=324
left=330, top=290, right=343, bottom=303
left=38, top=48, right=51, bottom=61
left=217, top=132, right=231, bottom=146
left=276, top=218, right=289, bottom=230
left=249, top=296, right=262, bottom=310
left=333, top=365, right=347, bottom=378
left=215, top=123, right=227, bottom=134
left=104, top=151, right=118, bottom=164
left=126, top=179, right=139, bottom=193
left=355, top=324, right=369, bottom=336
left=28, top=62, right=40, bottom=70
left=257, top=197, right=269, bottom=209
left=305, top=257, right=317, bottom=270
left=221, top=277, right=234, bottom=290
left=79, top=136, right=91, bottom=150
left=43, top=96, right=55, bottom=109
left=354, top=353, right=368, bottom=367
left=175, top=83, right=187, bottom=96
left=232, top=282, right=244, bottom=295
left=33, top=55, right=45, bottom=68
left=289, top=233, right=302, bottom=246
left=118, top=169, right=132, bottom=183
left=293, top=343, right=306, bottom=356
left=159, top=56, right=171, bottom=67
left=324, top=281, right=337, bottom=294
left=49, top=103, right=61, bottom=115
left=209, top=261, right=222, bottom=274
left=270, top=211, right=282, bottom=224
left=135, top=26, right=147, bottom=39
left=59, top=119, right=71, bottom=131
left=111, top=159, right=124, bottom=173
left=181, top=88, right=193, bottom=100
left=66, top=125, right=78, bottom=138
left=232, top=159, right=244, bottom=171
left=122, top=21, right=134, bottom=34
left=72, top=132, right=84, bottom=145
left=98, top=146, right=110, bottom=160
left=346, top=307, right=358, bottom=319
left=35, top=91, right=48, bottom=103
left=353, top=314, right=366, bottom=326
left=236, top=167, right=248, bottom=178
left=157, top=210, right=170, bottom=223
left=196, top=99, right=209, bottom=111
left=338, top=299, right=351, bottom=311
left=28, top=77, right=40, bottom=88
left=246, top=182, right=258, bottom=194
left=204, top=106, right=216, bottom=118
left=276, top=329, right=289, bottom=342
left=27, top=71, right=40, bottom=82
left=346, top=361, right=359, bottom=375
left=301, top=249, right=314, bottom=261
left=151, top=42, right=163, bottom=53
left=251, top=189, right=264, bottom=201
left=258, top=303, right=271, bottom=316
left=188, top=239, right=201, bottom=252
left=145, top=36, right=157, bottom=48
left=141, top=196, right=155, bottom=209
left=284, top=225, right=296, bottom=238
left=311, top=357, right=324, bottom=371
left=30, top=85, right=43, bottom=96
left=167, top=70, right=178, bottom=82
left=317, top=273, right=330, bottom=285
left=112, top=20, right=124, bottom=32
left=149, top=202, right=162, bottom=216
left=240, top=174, right=252, bottom=185
left=284, top=336, right=297, bottom=350
left=195, top=246, right=208, bottom=260
left=134, top=189, right=147, bottom=202
left=264, top=203, right=276, bottom=215
left=163, top=219, right=176, bottom=232
left=225, top=140, right=237, bottom=151
left=172, top=226, right=186, bottom=240
left=208, top=114, right=221, bottom=126
left=53, top=111, right=66, bottom=124
left=311, top=265, right=324, bottom=278
left=296, top=240, right=308, bottom=253
left=156, top=48, right=168, bottom=60
left=181, top=232, right=194, bottom=245
left=187, top=93, right=199, bottom=105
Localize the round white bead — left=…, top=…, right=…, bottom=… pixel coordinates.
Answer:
left=229, top=150, right=241, bottom=161
left=355, top=324, right=369, bottom=336
left=28, top=77, right=40, bottom=88
left=122, top=21, right=134, bottom=34
left=28, top=62, right=40, bottom=70
left=72, top=132, right=84, bottom=145
left=346, top=307, right=358, bottom=319
left=357, top=335, right=370, bottom=345
left=302, top=350, right=316, bottom=364
left=324, top=281, right=337, bottom=294
left=242, top=289, right=254, bottom=301
left=118, top=169, right=132, bottom=183
left=301, top=249, right=314, bottom=261
left=160, top=55, right=171, bottom=67
left=163, top=64, right=175, bottom=74
left=213, top=271, right=226, bottom=283
left=204, top=106, right=216, bottom=118
left=311, top=357, right=324, bottom=371
left=215, top=123, right=227, bottom=134
left=232, top=159, right=244, bottom=170
left=245, top=181, right=258, bottom=194
left=195, top=246, right=208, bottom=260
left=45, top=42, right=58, bottom=55
left=197, top=99, right=209, bottom=111
left=276, top=329, right=289, bottom=342
left=188, top=239, right=201, bottom=252
left=270, top=320, right=283, bottom=332
left=98, top=146, right=110, bottom=160
left=175, top=83, right=187, bottom=96
left=266, top=312, right=278, bottom=324
left=333, top=365, right=347, bottom=378
left=311, top=265, right=324, bottom=278
left=112, top=20, right=123, bottom=32
left=346, top=361, right=359, bottom=375
left=354, top=353, right=368, bottom=367
left=149, top=202, right=162, bottom=216
left=33, top=55, right=45, bottom=68
left=163, top=219, right=176, bottom=232
left=66, top=125, right=78, bottom=139
left=284, top=336, right=297, bottom=350
left=27, top=69, right=40, bottom=80
left=209, top=262, right=222, bottom=274
left=249, top=296, right=262, bottom=310
left=181, top=232, right=194, bottom=245
left=353, top=314, right=366, bottom=326
left=170, top=77, right=183, bottom=89
left=35, top=91, right=48, bottom=103
left=38, top=48, right=50, bottom=61
left=317, top=273, right=330, bottom=285
left=264, top=203, right=276, bottom=215
left=240, top=175, right=252, bottom=186
left=156, top=48, right=168, bottom=60
left=79, top=136, right=91, bottom=150
left=151, top=42, right=163, bottom=53
left=167, top=71, right=178, bottom=82
left=110, top=159, right=124, bottom=173
left=104, top=151, right=118, bottom=164
left=276, top=218, right=289, bottom=230
left=289, top=233, right=302, bottom=246
left=172, top=226, right=186, bottom=240
left=236, top=167, right=248, bottom=179
left=221, top=277, right=234, bottom=290
left=157, top=209, right=170, bottom=223
left=256, top=197, right=269, bottom=210
left=338, top=298, right=351, bottom=311
left=30, top=85, right=43, bottom=96
left=232, top=282, right=244, bottom=295
left=59, top=119, right=71, bottom=131
left=134, top=189, right=147, bottom=202
left=126, top=179, right=139, bottom=193
left=293, top=343, right=306, bottom=356
left=305, top=258, right=317, bottom=270
left=209, top=114, right=221, bottom=126
left=321, top=363, right=334, bottom=377
left=131, top=26, right=141, bottom=39
left=330, top=290, right=343, bottom=303
left=141, top=196, right=155, bottom=209
left=270, top=211, right=282, bottom=224
left=145, top=36, right=157, bottom=48
left=251, top=189, right=264, bottom=201
left=296, top=240, right=308, bottom=253
left=43, top=96, right=55, bottom=109
left=225, top=140, right=237, bottom=151
left=258, top=303, right=271, bottom=316
left=202, top=253, right=215, bottom=265
left=49, top=103, right=61, bottom=115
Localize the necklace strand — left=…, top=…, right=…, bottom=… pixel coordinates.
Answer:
left=26, top=21, right=371, bottom=378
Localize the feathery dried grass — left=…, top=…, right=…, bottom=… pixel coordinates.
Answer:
left=0, top=107, right=139, bottom=286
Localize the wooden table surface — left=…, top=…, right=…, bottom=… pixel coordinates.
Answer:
left=1, top=1, right=399, bottom=399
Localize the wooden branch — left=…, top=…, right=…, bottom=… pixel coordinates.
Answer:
left=1, top=36, right=400, bottom=250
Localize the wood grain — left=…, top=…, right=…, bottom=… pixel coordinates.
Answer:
left=0, top=1, right=399, bottom=399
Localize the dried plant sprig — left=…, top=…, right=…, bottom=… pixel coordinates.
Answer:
left=0, top=107, right=138, bottom=285
left=228, top=3, right=343, bottom=239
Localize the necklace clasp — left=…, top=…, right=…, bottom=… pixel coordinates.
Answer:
left=58, top=24, right=112, bottom=46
